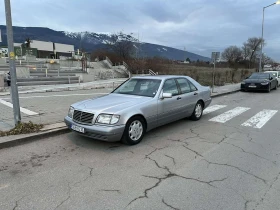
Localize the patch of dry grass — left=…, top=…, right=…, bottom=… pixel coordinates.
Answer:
left=156, top=64, right=255, bottom=86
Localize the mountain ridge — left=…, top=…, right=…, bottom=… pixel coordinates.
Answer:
left=0, top=25, right=210, bottom=61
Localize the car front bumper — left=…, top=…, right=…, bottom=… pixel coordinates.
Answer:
left=241, top=83, right=270, bottom=91
left=64, top=116, right=125, bottom=142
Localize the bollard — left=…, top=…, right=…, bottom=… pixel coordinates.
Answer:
left=46, top=68, right=48, bottom=77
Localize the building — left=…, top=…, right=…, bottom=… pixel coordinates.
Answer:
left=13, top=40, right=74, bottom=59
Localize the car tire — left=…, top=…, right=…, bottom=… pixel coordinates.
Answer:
left=190, top=101, right=203, bottom=121
left=121, top=116, right=146, bottom=145
left=267, top=85, right=271, bottom=93
left=275, top=83, right=278, bottom=90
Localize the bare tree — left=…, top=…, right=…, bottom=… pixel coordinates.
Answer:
left=242, top=43, right=250, bottom=60
left=262, top=54, right=274, bottom=66
left=243, top=37, right=265, bottom=68
left=222, top=46, right=242, bottom=63
left=105, top=32, right=136, bottom=60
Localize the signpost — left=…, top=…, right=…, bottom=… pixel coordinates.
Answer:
left=211, top=52, right=220, bottom=93
left=4, top=0, right=21, bottom=125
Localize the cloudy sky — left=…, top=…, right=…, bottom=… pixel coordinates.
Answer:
left=0, top=0, right=279, bottom=60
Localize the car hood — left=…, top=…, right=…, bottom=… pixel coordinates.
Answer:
left=71, top=93, right=152, bottom=113
left=244, top=79, right=269, bottom=83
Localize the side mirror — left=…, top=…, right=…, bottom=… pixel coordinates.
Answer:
left=162, top=92, right=172, bottom=99
left=270, top=77, right=273, bottom=80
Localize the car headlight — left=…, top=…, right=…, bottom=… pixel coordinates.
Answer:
left=261, top=82, right=269, bottom=85
left=68, top=107, right=74, bottom=118
left=96, top=114, right=120, bottom=124
left=241, top=81, right=246, bottom=85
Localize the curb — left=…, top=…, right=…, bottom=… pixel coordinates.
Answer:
left=0, top=126, right=70, bottom=150
left=211, top=89, right=240, bottom=98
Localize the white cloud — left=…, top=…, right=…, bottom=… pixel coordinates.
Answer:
left=0, top=0, right=279, bottom=60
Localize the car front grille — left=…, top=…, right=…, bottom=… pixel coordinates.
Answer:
left=73, top=110, right=94, bottom=125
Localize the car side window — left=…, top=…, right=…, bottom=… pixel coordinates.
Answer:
left=176, top=78, right=191, bottom=94
left=163, top=79, right=179, bottom=96
left=188, top=81, right=198, bottom=92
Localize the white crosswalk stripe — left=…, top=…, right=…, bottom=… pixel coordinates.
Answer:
left=241, top=110, right=278, bottom=129
left=203, top=105, right=227, bottom=115
left=209, top=107, right=250, bottom=123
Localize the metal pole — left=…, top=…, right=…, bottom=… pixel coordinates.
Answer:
left=259, top=7, right=265, bottom=72
left=4, top=0, right=21, bottom=125
left=212, top=58, right=216, bottom=93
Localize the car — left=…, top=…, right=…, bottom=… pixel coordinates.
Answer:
left=3, top=72, right=11, bottom=86
left=264, top=71, right=280, bottom=86
left=241, top=72, right=278, bottom=92
left=64, top=75, right=212, bottom=145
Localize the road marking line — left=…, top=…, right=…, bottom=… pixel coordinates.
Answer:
left=209, top=107, right=250, bottom=123
left=0, top=99, right=38, bottom=116
left=241, top=109, right=278, bottom=129
left=0, top=93, right=108, bottom=100
left=203, top=105, right=227, bottom=115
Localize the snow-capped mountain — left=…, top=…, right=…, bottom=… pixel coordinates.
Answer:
left=0, top=25, right=210, bottom=61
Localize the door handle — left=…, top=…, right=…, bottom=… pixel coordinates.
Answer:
left=194, top=92, right=198, bottom=96
left=177, top=97, right=182, bottom=100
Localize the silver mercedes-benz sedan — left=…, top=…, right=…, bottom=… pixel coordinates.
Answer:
left=64, top=75, right=211, bottom=145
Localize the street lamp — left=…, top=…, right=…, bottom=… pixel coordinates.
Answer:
left=259, top=0, right=280, bottom=72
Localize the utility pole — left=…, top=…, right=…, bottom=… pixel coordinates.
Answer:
left=4, top=0, right=21, bottom=125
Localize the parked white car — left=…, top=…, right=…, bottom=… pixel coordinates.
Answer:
left=264, top=71, right=280, bottom=86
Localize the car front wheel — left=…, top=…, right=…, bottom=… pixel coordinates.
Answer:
left=190, top=101, right=203, bottom=121
left=121, top=116, right=146, bottom=145
left=267, top=85, right=271, bottom=93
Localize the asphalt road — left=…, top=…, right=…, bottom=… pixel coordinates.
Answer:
left=1, top=90, right=280, bottom=210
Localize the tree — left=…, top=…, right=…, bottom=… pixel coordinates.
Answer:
left=105, top=32, right=136, bottom=60
left=242, top=43, right=250, bottom=60
left=262, top=54, right=274, bottom=66
left=186, top=57, right=191, bottom=62
left=222, top=46, right=242, bottom=64
left=243, top=37, right=265, bottom=68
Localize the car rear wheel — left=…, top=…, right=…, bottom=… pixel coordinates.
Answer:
left=275, top=83, right=278, bottom=90
left=121, top=116, right=146, bottom=145
left=190, top=101, right=203, bottom=121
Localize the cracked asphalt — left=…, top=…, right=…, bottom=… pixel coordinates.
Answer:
left=1, top=91, right=280, bottom=210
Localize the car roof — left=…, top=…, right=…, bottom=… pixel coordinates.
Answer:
left=131, top=75, right=189, bottom=80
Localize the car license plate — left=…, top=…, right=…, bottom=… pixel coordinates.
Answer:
left=71, top=125, right=85, bottom=133
left=249, top=84, right=256, bottom=88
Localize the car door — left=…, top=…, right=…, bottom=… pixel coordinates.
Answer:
left=157, top=79, right=182, bottom=126
left=176, top=78, right=198, bottom=116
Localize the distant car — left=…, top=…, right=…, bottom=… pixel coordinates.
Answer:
left=264, top=71, right=280, bottom=86
left=4, top=72, right=11, bottom=86
left=65, top=75, right=212, bottom=145
left=241, top=72, right=278, bottom=92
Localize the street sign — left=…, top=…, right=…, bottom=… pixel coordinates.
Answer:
left=211, top=52, right=220, bottom=62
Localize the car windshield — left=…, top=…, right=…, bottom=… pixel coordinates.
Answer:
left=113, top=78, right=162, bottom=97
left=265, top=72, right=277, bottom=77
left=249, top=73, right=269, bottom=79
